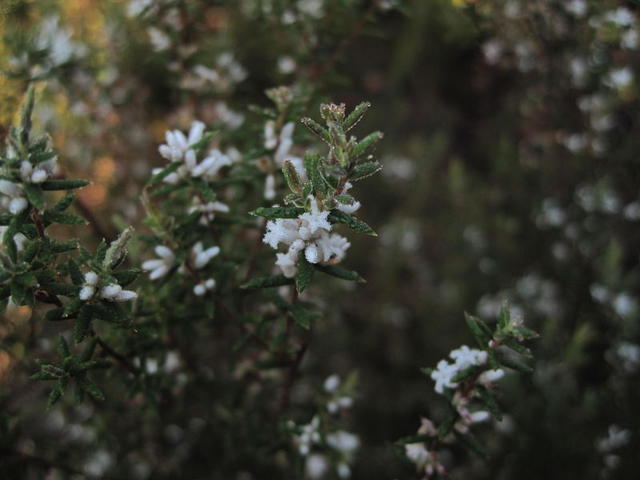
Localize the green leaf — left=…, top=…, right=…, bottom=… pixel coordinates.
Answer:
left=44, top=210, right=87, bottom=225
left=56, top=335, right=71, bottom=358
left=50, top=192, right=75, bottom=213
left=80, top=378, right=105, bottom=401
left=74, top=305, right=93, bottom=343
left=103, top=227, right=133, bottom=270
left=304, top=153, right=327, bottom=195
left=282, top=160, right=303, bottom=194
left=295, top=254, right=314, bottom=294
left=29, top=149, right=57, bottom=165
left=23, top=183, right=44, bottom=210
left=344, top=102, right=371, bottom=131
left=240, top=274, right=294, bottom=289
left=352, top=131, right=383, bottom=158
left=112, top=268, right=140, bottom=287
left=300, top=117, right=332, bottom=144
left=328, top=209, right=376, bottom=236
left=41, top=283, right=78, bottom=297
left=45, top=307, right=65, bottom=322
left=477, top=385, right=503, bottom=421
left=48, top=239, right=79, bottom=254
left=251, top=206, right=305, bottom=219
left=67, top=259, right=84, bottom=285
left=313, top=264, right=365, bottom=283
left=290, top=304, right=319, bottom=330
left=464, top=313, right=492, bottom=350
left=349, top=161, right=382, bottom=182
left=41, top=179, right=89, bottom=191
left=47, top=382, right=64, bottom=407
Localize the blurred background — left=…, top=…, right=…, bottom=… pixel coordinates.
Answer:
left=1, top=0, right=639, bottom=479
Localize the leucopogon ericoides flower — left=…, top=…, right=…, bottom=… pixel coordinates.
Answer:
left=0, top=179, right=29, bottom=215
left=79, top=271, right=137, bottom=302
left=142, top=245, right=175, bottom=280
left=263, top=196, right=350, bottom=278
left=153, top=121, right=233, bottom=185
left=188, top=197, right=230, bottom=226
left=430, top=345, right=488, bottom=394
left=191, top=242, right=220, bottom=269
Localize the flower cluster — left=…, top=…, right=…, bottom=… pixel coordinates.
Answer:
left=155, top=121, right=232, bottom=185
left=403, top=308, right=537, bottom=479
left=142, top=242, right=220, bottom=296
left=263, top=196, right=351, bottom=278
left=79, top=271, right=137, bottom=302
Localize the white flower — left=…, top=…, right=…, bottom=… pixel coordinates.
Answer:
left=0, top=180, right=28, bottom=214
left=9, top=197, right=28, bottom=215
left=100, top=283, right=137, bottom=302
left=305, top=454, right=329, bottom=479
left=142, top=245, right=175, bottom=280
left=191, top=149, right=232, bottom=180
left=326, top=431, right=360, bottom=455
left=188, top=197, right=230, bottom=225
left=324, top=374, right=341, bottom=392
left=79, top=271, right=99, bottom=300
left=449, top=345, right=488, bottom=370
left=597, top=425, right=632, bottom=453
left=192, top=242, right=220, bottom=269
left=264, top=173, right=276, bottom=200
left=278, top=56, right=296, bottom=74
left=0, top=179, right=23, bottom=198
left=337, top=463, right=351, bottom=479
left=159, top=121, right=205, bottom=163
left=430, top=359, right=458, bottom=394
left=300, top=197, right=331, bottom=235
left=193, top=278, right=216, bottom=296
left=478, top=368, right=505, bottom=385
left=295, top=416, right=321, bottom=456
left=605, top=68, right=633, bottom=90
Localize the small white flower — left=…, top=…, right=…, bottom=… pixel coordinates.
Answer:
left=478, top=368, right=505, bottom=385
left=142, top=245, right=175, bottom=280
left=9, top=197, right=28, bottom=214
left=264, top=173, right=276, bottom=200
left=324, top=374, right=341, bottom=392
left=193, top=278, right=216, bottom=296
left=100, top=283, right=122, bottom=299
left=305, top=454, right=329, bottom=479
left=79, top=286, right=96, bottom=301
left=84, top=271, right=99, bottom=285
left=326, top=431, right=360, bottom=455
left=192, top=242, right=220, bottom=269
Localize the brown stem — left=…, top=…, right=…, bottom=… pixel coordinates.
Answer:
left=96, top=337, right=139, bottom=375
left=279, top=339, right=309, bottom=411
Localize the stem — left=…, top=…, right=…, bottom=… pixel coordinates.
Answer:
left=96, top=337, right=139, bottom=375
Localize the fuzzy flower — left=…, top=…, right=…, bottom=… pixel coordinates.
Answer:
left=405, top=443, right=445, bottom=479
left=295, top=416, right=321, bottom=456
left=100, top=283, right=138, bottom=302
left=159, top=121, right=205, bottom=163
left=0, top=180, right=28, bottom=215
left=19, top=155, right=58, bottom=184
left=263, top=197, right=350, bottom=278
left=79, top=271, right=99, bottom=301
left=188, top=197, right=230, bottom=225
left=142, top=245, right=175, bottom=280
left=191, top=242, right=220, bottom=269
left=193, top=278, right=216, bottom=296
